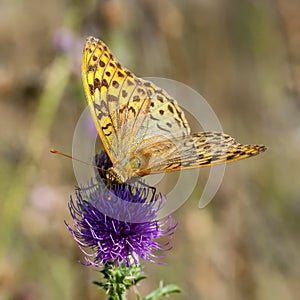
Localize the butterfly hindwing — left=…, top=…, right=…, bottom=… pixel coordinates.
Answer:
left=132, top=132, right=266, bottom=176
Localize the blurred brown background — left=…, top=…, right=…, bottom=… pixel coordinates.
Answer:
left=1, top=0, right=300, bottom=299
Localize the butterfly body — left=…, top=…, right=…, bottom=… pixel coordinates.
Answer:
left=82, top=36, right=266, bottom=184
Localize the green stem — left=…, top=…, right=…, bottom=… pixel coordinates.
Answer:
left=94, top=260, right=146, bottom=300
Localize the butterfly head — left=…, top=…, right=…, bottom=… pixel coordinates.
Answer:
left=106, top=157, right=143, bottom=184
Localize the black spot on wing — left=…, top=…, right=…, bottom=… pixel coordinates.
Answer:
left=112, top=80, right=119, bottom=88
left=94, top=78, right=101, bottom=90
left=102, top=122, right=112, bottom=130
left=118, top=71, right=125, bottom=78
left=107, top=94, right=118, bottom=102
left=157, top=124, right=171, bottom=133
left=157, top=95, right=164, bottom=103
left=102, top=78, right=109, bottom=88
left=168, top=104, right=174, bottom=113
left=89, top=84, right=94, bottom=95
left=128, top=106, right=137, bottom=116
left=150, top=114, right=159, bottom=121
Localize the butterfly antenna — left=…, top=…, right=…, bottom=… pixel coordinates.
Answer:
left=50, top=149, right=94, bottom=167
left=50, top=149, right=115, bottom=185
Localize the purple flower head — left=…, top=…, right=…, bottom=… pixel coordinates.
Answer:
left=66, top=152, right=177, bottom=267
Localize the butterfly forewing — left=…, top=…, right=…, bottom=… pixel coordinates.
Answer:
left=82, top=37, right=190, bottom=164
left=82, top=37, right=150, bottom=162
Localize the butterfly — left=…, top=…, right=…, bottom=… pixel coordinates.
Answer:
left=82, top=36, right=266, bottom=184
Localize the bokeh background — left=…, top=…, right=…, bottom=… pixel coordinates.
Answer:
left=1, top=0, right=300, bottom=299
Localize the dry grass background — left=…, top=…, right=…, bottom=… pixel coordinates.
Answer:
left=0, top=0, right=300, bottom=299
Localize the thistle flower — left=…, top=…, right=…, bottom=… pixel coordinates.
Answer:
left=66, top=152, right=177, bottom=267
